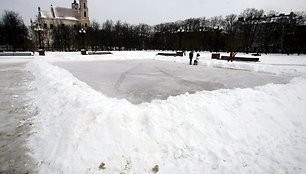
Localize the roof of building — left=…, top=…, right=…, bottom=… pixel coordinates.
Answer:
left=40, top=6, right=80, bottom=21
left=40, top=10, right=53, bottom=18
left=53, top=7, right=80, bottom=20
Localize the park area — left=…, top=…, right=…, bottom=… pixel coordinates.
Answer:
left=1, top=51, right=306, bottom=173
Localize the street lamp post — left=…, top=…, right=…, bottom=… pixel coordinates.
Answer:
left=176, top=27, right=185, bottom=56
left=199, top=27, right=205, bottom=51
left=34, top=25, right=45, bottom=56
left=177, top=27, right=185, bottom=51
left=211, top=26, right=222, bottom=59
left=79, top=28, right=86, bottom=55
left=214, top=26, right=221, bottom=52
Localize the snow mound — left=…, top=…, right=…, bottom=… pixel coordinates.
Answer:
left=26, top=58, right=306, bottom=174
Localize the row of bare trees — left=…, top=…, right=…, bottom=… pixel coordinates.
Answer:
left=78, top=8, right=305, bottom=54
left=1, top=9, right=306, bottom=53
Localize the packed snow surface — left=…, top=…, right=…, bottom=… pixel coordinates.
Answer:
left=25, top=51, right=306, bottom=174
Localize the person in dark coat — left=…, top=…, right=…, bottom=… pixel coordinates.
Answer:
left=189, top=51, right=193, bottom=65
left=194, top=52, right=200, bottom=65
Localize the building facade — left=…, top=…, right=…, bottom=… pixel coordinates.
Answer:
left=31, top=0, right=89, bottom=50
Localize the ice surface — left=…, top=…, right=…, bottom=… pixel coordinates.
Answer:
left=55, top=60, right=290, bottom=104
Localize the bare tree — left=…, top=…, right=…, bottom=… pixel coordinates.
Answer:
left=238, top=8, right=264, bottom=53
left=0, top=10, right=29, bottom=51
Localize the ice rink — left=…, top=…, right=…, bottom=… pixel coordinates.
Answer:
left=55, top=59, right=290, bottom=104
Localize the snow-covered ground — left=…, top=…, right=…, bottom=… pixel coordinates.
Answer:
left=21, top=51, right=306, bottom=173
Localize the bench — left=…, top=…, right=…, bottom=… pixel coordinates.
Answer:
left=251, top=53, right=261, bottom=56
left=88, top=51, right=113, bottom=55
left=157, top=52, right=177, bottom=56
left=0, top=52, right=33, bottom=56
left=221, top=56, right=259, bottom=62
left=211, top=53, right=220, bottom=59
left=176, top=51, right=184, bottom=56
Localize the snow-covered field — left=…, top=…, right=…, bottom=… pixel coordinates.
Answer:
left=19, top=51, right=306, bottom=173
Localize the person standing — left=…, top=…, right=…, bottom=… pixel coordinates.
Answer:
left=229, top=50, right=237, bottom=62
left=194, top=52, right=200, bottom=65
left=189, top=51, right=194, bottom=65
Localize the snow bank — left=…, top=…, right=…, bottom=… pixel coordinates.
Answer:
left=26, top=56, right=306, bottom=174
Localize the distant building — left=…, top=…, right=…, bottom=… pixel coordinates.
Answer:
left=31, top=0, right=90, bottom=50
left=34, top=0, right=89, bottom=29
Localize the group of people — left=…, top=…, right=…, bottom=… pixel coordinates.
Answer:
left=189, top=51, right=200, bottom=65
left=188, top=50, right=237, bottom=64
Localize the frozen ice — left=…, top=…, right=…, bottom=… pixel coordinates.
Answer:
left=55, top=59, right=290, bottom=104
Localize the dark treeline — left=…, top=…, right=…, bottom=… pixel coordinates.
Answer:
left=1, top=8, right=306, bottom=53
left=81, top=8, right=306, bottom=54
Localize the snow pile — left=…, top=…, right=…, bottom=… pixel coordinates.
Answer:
left=26, top=56, right=306, bottom=174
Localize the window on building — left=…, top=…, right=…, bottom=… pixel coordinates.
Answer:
left=74, top=25, right=77, bottom=29
left=84, top=12, right=87, bottom=17
left=44, top=23, right=48, bottom=29
left=84, top=3, right=86, bottom=9
left=50, top=24, right=54, bottom=29
left=85, top=23, right=88, bottom=28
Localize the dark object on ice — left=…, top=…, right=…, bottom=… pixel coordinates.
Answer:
left=157, top=52, right=177, bottom=56
left=81, top=49, right=87, bottom=55
left=0, top=52, right=33, bottom=56
left=221, top=56, right=259, bottom=62
left=176, top=51, right=184, bottom=56
left=189, top=51, right=194, bottom=65
left=152, top=165, right=159, bottom=173
left=38, top=49, right=45, bottom=56
left=252, top=53, right=261, bottom=56
left=88, top=51, right=112, bottom=55
left=211, top=53, right=220, bottom=59
left=98, top=162, right=106, bottom=170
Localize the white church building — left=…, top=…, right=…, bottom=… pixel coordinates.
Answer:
left=34, top=0, right=89, bottom=29
left=31, top=0, right=90, bottom=50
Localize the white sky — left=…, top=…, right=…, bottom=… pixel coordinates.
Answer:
left=1, top=0, right=306, bottom=26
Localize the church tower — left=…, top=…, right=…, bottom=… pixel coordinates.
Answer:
left=79, top=0, right=89, bottom=28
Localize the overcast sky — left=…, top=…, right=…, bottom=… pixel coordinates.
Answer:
left=1, top=0, right=306, bottom=26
